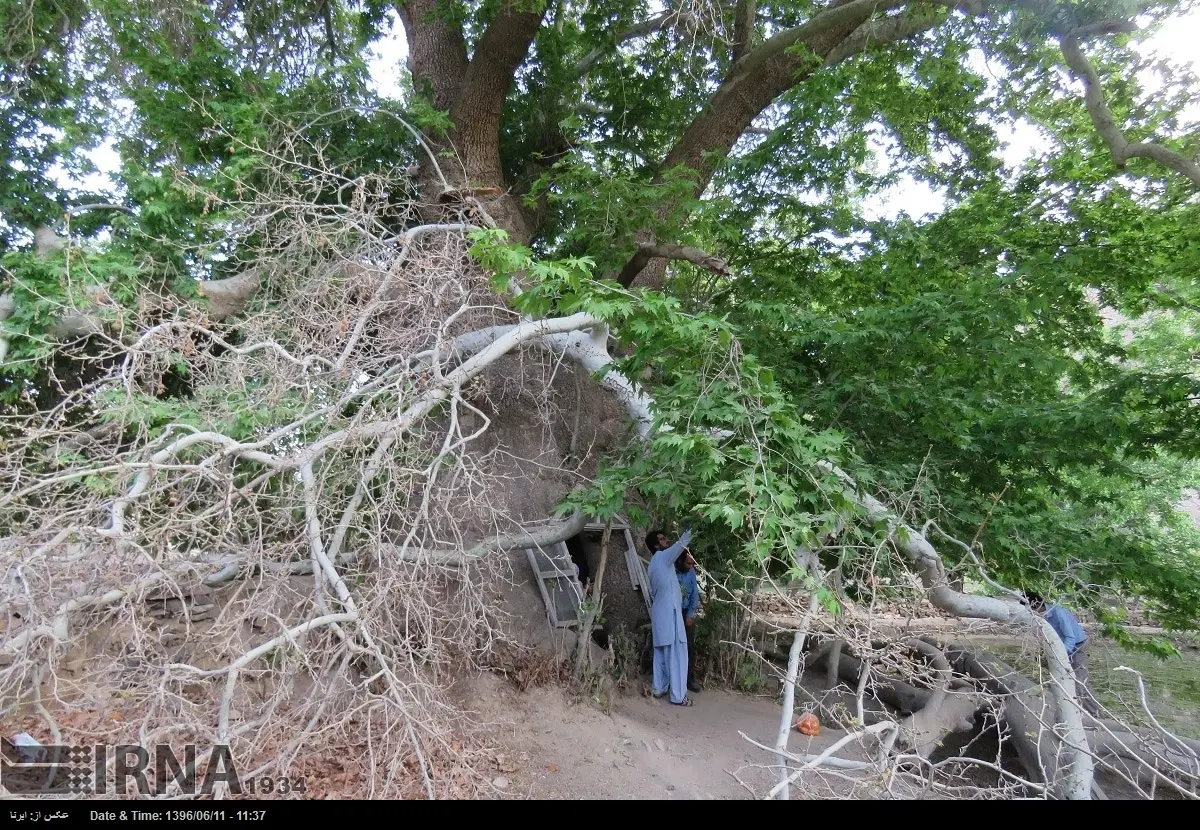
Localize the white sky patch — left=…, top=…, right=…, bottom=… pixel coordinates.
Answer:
left=366, top=11, right=409, bottom=101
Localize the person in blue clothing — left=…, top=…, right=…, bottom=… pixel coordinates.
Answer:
left=1025, top=591, right=1101, bottom=716
left=676, top=549, right=703, bottom=694
left=645, top=527, right=695, bottom=707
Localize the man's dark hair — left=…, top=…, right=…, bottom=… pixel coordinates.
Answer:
left=645, top=530, right=665, bottom=552
left=1024, top=590, right=1046, bottom=609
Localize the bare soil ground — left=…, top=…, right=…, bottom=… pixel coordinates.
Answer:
left=452, top=671, right=861, bottom=800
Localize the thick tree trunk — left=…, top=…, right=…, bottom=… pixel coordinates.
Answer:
left=397, top=0, right=468, bottom=112
left=947, top=646, right=1087, bottom=795
left=399, top=2, right=953, bottom=264
left=398, top=1, right=546, bottom=243
left=448, top=7, right=546, bottom=192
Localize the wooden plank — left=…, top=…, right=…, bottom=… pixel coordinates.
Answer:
left=623, top=531, right=642, bottom=588
left=623, top=527, right=652, bottom=616
left=524, top=541, right=584, bottom=629
left=525, top=547, right=559, bottom=626
left=584, top=514, right=630, bottom=532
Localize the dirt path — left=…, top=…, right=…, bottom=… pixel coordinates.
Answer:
left=458, top=673, right=857, bottom=800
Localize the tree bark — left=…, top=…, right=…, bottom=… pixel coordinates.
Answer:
left=812, top=642, right=933, bottom=714
left=947, top=646, right=1068, bottom=791
left=396, top=0, right=468, bottom=113
left=942, top=646, right=1200, bottom=799
left=615, top=243, right=731, bottom=288
left=398, top=1, right=547, bottom=242
left=731, top=0, right=757, bottom=64
left=894, top=637, right=982, bottom=758
left=448, top=3, right=548, bottom=193
left=662, top=0, right=894, bottom=193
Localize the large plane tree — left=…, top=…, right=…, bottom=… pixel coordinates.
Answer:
left=2, top=0, right=1199, bottom=800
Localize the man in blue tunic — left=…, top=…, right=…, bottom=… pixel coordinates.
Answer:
left=677, top=550, right=702, bottom=694
left=645, top=527, right=695, bottom=706
left=1026, top=591, right=1101, bottom=717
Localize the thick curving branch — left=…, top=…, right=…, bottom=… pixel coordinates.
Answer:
left=615, top=243, right=733, bottom=289
left=721, top=0, right=908, bottom=94
left=893, top=637, right=983, bottom=759
left=544, top=327, right=655, bottom=439
left=448, top=1, right=548, bottom=191
left=1060, top=24, right=1200, bottom=189
left=821, top=10, right=947, bottom=67
left=825, top=464, right=1093, bottom=799
left=576, top=11, right=674, bottom=75
left=429, top=316, right=656, bottom=440
left=621, top=0, right=972, bottom=289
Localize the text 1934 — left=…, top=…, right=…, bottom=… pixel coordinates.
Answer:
left=241, top=775, right=306, bottom=795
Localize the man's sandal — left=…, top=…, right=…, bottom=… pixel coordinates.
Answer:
left=671, top=697, right=694, bottom=707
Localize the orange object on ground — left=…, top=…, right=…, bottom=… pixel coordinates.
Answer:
left=795, top=713, right=821, bottom=736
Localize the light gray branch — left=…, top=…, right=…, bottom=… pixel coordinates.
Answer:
left=816, top=461, right=1094, bottom=799
left=1061, top=26, right=1200, bottom=189
left=379, top=511, right=589, bottom=566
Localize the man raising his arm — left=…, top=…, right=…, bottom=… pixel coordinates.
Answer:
left=646, top=527, right=695, bottom=707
